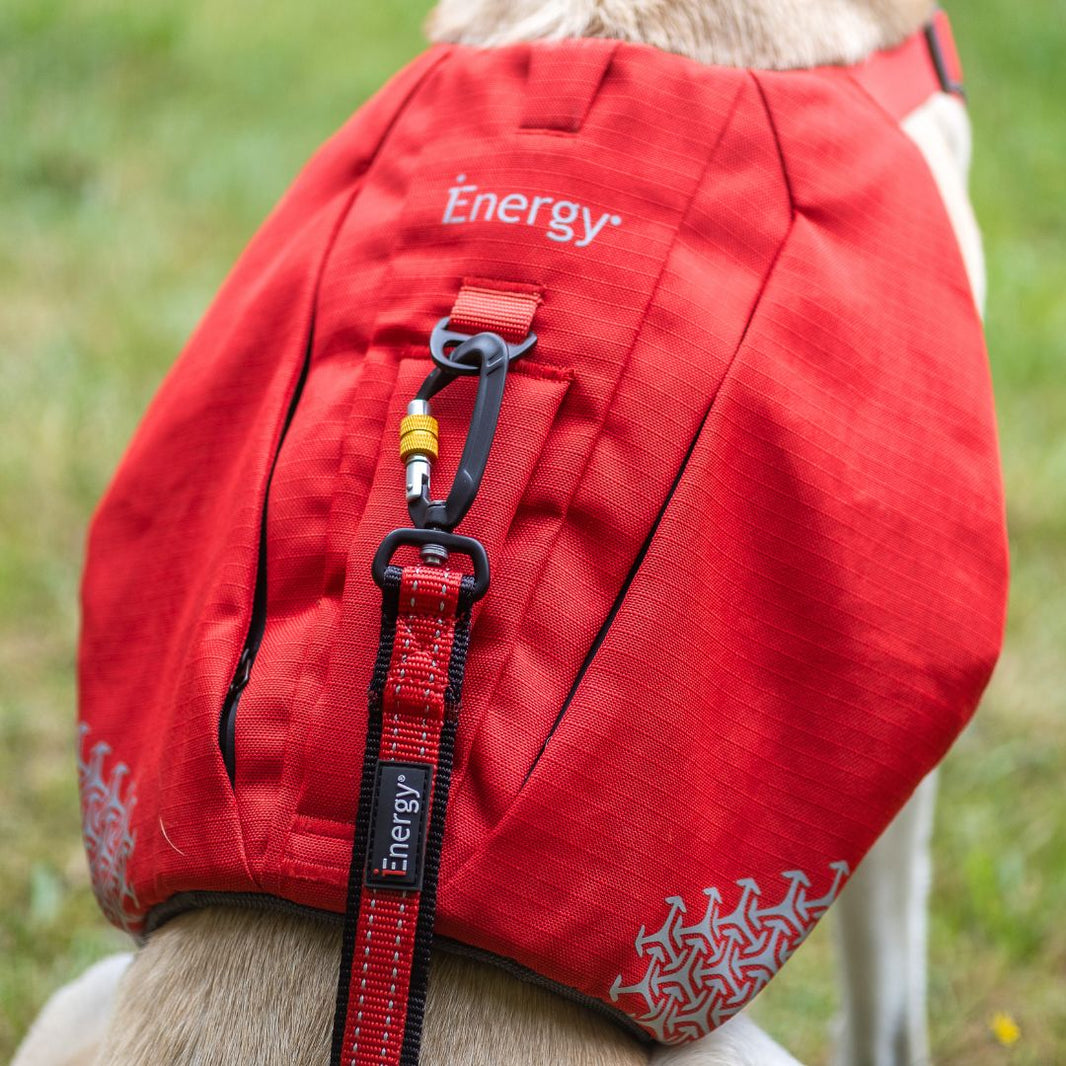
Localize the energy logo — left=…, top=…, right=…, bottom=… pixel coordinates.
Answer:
left=442, top=175, right=623, bottom=247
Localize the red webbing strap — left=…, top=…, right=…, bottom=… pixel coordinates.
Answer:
left=331, top=565, right=472, bottom=1066
left=449, top=277, right=542, bottom=343
left=849, top=10, right=965, bottom=122
left=331, top=280, right=539, bottom=1066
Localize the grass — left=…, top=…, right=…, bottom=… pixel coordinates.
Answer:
left=1, top=0, right=1063, bottom=1060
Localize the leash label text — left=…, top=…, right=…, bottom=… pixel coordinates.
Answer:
left=365, top=762, right=432, bottom=891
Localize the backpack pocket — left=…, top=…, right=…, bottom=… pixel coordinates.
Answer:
left=260, top=349, right=573, bottom=896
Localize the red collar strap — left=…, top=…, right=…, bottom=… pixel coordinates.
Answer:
left=330, top=282, right=539, bottom=1066
left=851, top=9, right=964, bottom=120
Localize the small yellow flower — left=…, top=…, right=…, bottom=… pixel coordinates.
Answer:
left=990, top=1011, right=1021, bottom=1047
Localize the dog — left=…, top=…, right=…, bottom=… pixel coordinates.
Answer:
left=13, top=0, right=994, bottom=1064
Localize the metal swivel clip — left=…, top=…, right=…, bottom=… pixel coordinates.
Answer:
left=373, top=317, right=536, bottom=598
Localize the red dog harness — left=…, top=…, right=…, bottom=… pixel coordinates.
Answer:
left=79, top=13, right=1006, bottom=1057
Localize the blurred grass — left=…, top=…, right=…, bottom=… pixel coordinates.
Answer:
left=0, top=0, right=1062, bottom=1061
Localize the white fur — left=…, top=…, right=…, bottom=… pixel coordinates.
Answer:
left=653, top=1014, right=805, bottom=1065
left=11, top=953, right=132, bottom=1066
left=833, top=775, right=938, bottom=1066
left=902, top=93, right=987, bottom=312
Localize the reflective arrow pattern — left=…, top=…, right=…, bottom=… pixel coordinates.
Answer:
left=610, top=863, right=849, bottom=1043
left=78, top=724, right=139, bottom=933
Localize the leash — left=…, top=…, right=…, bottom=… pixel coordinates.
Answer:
left=330, top=281, right=540, bottom=1066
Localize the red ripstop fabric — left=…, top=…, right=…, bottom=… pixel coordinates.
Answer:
left=78, top=16, right=1008, bottom=1045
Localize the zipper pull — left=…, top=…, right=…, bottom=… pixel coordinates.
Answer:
left=220, top=645, right=254, bottom=784
left=227, top=645, right=254, bottom=701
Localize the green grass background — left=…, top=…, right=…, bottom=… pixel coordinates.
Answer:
left=1, top=0, right=1062, bottom=1060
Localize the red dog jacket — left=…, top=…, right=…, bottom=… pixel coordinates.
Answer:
left=79, top=15, right=1007, bottom=1048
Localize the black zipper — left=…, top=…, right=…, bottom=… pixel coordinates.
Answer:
left=218, top=342, right=313, bottom=785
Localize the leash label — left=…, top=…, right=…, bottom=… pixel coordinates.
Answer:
left=365, top=762, right=432, bottom=890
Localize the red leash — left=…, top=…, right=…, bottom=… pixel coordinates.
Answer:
left=331, top=564, right=472, bottom=1066
left=330, top=282, right=540, bottom=1066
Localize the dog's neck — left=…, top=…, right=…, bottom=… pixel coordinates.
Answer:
left=427, top=0, right=936, bottom=69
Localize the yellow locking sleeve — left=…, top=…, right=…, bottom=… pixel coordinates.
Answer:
left=399, top=413, right=439, bottom=463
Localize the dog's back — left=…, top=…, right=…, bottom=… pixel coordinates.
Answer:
left=90, top=910, right=649, bottom=1066
left=428, top=0, right=935, bottom=69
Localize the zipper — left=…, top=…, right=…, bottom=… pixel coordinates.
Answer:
left=218, top=342, right=313, bottom=785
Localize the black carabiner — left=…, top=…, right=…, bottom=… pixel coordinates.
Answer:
left=406, top=317, right=536, bottom=533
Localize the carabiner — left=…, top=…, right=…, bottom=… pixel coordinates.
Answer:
left=399, top=316, right=536, bottom=534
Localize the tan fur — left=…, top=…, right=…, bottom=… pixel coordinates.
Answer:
left=96, top=910, right=338, bottom=1065
left=427, top=0, right=935, bottom=70
left=94, top=907, right=649, bottom=1066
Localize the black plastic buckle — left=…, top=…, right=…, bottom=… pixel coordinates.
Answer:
left=408, top=317, right=536, bottom=533
left=427, top=318, right=537, bottom=376
left=372, top=528, right=490, bottom=601
left=924, top=18, right=965, bottom=98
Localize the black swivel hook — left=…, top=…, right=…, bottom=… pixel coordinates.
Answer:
left=402, top=316, right=536, bottom=534
left=375, top=317, right=535, bottom=600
